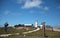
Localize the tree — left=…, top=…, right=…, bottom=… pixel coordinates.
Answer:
left=14, top=24, right=24, bottom=27
left=4, top=22, right=9, bottom=32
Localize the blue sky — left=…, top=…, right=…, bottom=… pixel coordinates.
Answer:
left=0, top=0, right=60, bottom=28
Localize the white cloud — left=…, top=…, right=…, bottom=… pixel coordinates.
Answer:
left=16, top=0, right=25, bottom=4
left=44, top=6, right=49, bottom=11
left=58, top=6, right=60, bottom=9
left=11, top=12, right=22, bottom=16
left=29, top=10, right=34, bottom=13
left=4, top=10, right=10, bottom=15
left=4, top=10, right=22, bottom=16
left=16, top=0, right=49, bottom=11
left=21, top=0, right=42, bottom=9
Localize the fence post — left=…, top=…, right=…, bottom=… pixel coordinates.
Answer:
left=41, top=22, right=46, bottom=38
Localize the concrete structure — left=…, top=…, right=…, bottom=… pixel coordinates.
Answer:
left=41, top=22, right=46, bottom=38
left=35, top=19, right=38, bottom=28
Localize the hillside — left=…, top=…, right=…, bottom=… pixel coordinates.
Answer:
left=0, top=27, right=60, bottom=38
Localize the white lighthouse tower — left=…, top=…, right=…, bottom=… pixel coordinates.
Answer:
left=35, top=19, right=38, bottom=28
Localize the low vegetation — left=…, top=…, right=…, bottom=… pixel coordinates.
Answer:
left=0, top=27, right=60, bottom=38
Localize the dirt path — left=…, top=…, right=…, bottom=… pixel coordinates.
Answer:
left=23, top=28, right=40, bottom=34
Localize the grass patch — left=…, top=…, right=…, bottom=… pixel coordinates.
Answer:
left=7, top=30, right=60, bottom=38
left=0, top=27, right=60, bottom=38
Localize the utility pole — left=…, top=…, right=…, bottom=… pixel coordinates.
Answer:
left=41, top=22, right=46, bottom=38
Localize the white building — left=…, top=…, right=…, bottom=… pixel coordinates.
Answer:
left=24, top=24, right=33, bottom=27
